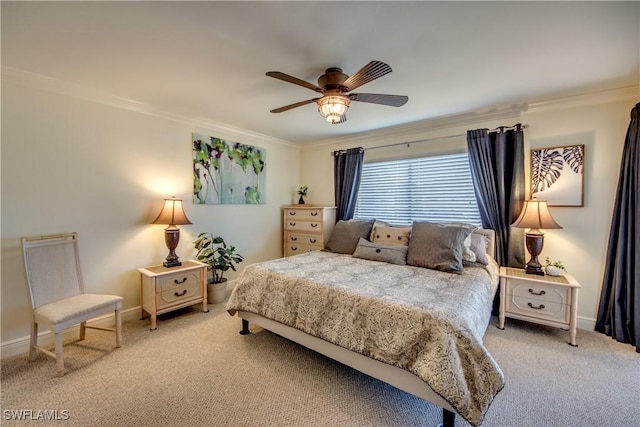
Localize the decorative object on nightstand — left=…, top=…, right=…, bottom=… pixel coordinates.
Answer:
left=544, top=257, right=566, bottom=277
left=297, top=185, right=308, bottom=204
left=138, top=260, right=208, bottom=330
left=283, top=206, right=336, bottom=256
left=499, top=266, right=581, bottom=346
left=151, top=196, right=192, bottom=268
left=193, top=233, right=244, bottom=304
left=511, top=199, right=562, bottom=275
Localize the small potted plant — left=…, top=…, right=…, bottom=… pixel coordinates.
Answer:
left=297, top=185, right=308, bottom=204
left=194, top=233, right=244, bottom=303
left=544, top=257, right=566, bottom=276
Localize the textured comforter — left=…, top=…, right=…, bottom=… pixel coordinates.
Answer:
left=226, top=251, right=504, bottom=426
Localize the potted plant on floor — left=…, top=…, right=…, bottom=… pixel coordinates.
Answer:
left=194, top=233, right=244, bottom=303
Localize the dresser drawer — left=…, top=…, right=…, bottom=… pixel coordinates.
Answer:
left=286, top=232, right=322, bottom=246
left=285, top=243, right=321, bottom=256
left=284, top=208, right=324, bottom=221
left=285, top=220, right=322, bottom=232
left=157, top=283, right=202, bottom=310
left=508, top=280, right=569, bottom=306
left=507, top=295, right=569, bottom=323
left=157, top=271, right=201, bottom=292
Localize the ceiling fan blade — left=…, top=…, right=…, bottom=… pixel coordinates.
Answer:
left=270, top=98, right=318, bottom=113
left=348, top=93, right=408, bottom=107
left=266, top=71, right=324, bottom=93
left=342, top=61, right=392, bottom=91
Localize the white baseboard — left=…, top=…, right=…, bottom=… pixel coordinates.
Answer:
left=0, top=307, right=141, bottom=360
left=577, top=316, right=596, bottom=331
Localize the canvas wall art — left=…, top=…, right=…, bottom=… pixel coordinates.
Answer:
left=531, top=144, right=584, bottom=207
left=193, top=134, right=266, bottom=204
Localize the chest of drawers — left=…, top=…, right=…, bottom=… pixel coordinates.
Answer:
left=138, top=260, right=208, bottom=330
left=283, top=206, right=336, bottom=256
left=499, top=266, right=580, bottom=346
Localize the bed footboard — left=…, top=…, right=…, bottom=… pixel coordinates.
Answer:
left=238, top=314, right=457, bottom=427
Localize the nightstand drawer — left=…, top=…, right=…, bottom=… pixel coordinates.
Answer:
left=157, top=283, right=201, bottom=309
left=285, top=220, right=322, bottom=232
left=284, top=208, right=324, bottom=221
left=157, top=271, right=201, bottom=292
left=286, top=243, right=321, bottom=255
left=508, top=281, right=569, bottom=305
left=507, top=295, right=569, bottom=323
left=286, top=232, right=322, bottom=245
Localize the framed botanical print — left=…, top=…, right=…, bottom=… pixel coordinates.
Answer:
left=531, top=144, right=584, bottom=207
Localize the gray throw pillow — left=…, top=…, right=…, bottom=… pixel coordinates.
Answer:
left=406, top=222, right=473, bottom=274
left=352, top=238, right=408, bottom=265
left=469, top=233, right=490, bottom=265
left=324, top=219, right=375, bottom=254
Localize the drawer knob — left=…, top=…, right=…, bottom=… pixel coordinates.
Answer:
left=290, top=211, right=296, bottom=215
left=291, top=237, right=298, bottom=241
left=309, top=239, right=317, bottom=243
left=310, top=212, right=318, bottom=216
left=310, top=223, right=318, bottom=228
left=289, top=222, right=296, bottom=226
left=174, top=289, right=187, bottom=297
left=527, top=302, right=546, bottom=310
left=528, top=288, right=546, bottom=296
left=174, top=277, right=187, bottom=285
left=291, top=247, right=297, bottom=251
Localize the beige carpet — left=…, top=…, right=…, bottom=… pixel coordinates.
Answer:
left=2, top=301, right=638, bottom=427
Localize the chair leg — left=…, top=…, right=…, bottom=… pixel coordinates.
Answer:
left=79, top=321, right=87, bottom=341
left=29, top=321, right=38, bottom=362
left=115, top=309, right=122, bottom=348
left=54, top=332, right=64, bottom=377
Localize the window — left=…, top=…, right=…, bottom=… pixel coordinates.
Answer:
left=354, top=153, right=481, bottom=226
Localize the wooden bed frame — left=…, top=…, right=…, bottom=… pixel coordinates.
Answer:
left=235, top=229, right=496, bottom=427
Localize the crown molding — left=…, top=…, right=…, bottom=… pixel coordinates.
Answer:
left=304, top=103, right=527, bottom=149
left=1, top=66, right=299, bottom=149
left=526, top=85, right=639, bottom=114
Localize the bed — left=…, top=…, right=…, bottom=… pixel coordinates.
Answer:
left=226, top=222, right=504, bottom=427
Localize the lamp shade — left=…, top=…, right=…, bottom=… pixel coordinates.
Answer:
left=151, top=197, right=192, bottom=226
left=511, top=199, right=562, bottom=231
left=317, top=95, right=350, bottom=123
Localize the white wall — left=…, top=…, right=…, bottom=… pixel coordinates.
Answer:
left=1, top=77, right=301, bottom=347
left=299, top=89, right=638, bottom=330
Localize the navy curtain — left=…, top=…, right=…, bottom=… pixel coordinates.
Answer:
left=596, top=102, right=640, bottom=353
left=466, top=126, right=526, bottom=268
left=333, top=147, right=364, bottom=221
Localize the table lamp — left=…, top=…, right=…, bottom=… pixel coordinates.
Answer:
left=151, top=197, right=192, bottom=267
left=511, top=199, right=562, bottom=275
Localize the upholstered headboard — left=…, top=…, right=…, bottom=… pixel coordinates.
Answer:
left=474, top=229, right=496, bottom=259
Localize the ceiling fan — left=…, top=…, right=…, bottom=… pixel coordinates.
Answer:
left=266, top=60, right=408, bottom=124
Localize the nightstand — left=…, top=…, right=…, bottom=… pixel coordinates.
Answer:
left=138, top=260, right=208, bottom=330
left=499, top=266, right=581, bottom=346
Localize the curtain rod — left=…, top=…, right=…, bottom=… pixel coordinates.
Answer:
left=360, top=123, right=528, bottom=153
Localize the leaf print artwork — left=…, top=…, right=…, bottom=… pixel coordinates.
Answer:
left=531, top=148, right=564, bottom=193
left=531, top=144, right=584, bottom=206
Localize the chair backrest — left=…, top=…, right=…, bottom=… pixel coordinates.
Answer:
left=21, top=233, right=84, bottom=310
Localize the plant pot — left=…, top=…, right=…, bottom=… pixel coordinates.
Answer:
left=207, top=278, right=228, bottom=304
left=545, top=266, right=562, bottom=277
left=298, top=196, right=305, bottom=204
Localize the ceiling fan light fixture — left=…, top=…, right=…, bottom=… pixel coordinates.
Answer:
left=317, top=95, right=350, bottom=123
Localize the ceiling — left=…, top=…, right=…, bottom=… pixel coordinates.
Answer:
left=2, top=1, right=638, bottom=143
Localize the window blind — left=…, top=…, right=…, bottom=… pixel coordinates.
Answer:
left=354, top=153, right=482, bottom=226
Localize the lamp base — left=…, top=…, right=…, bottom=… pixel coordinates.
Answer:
left=524, top=231, right=545, bottom=276
left=163, top=227, right=182, bottom=268
left=525, top=263, right=545, bottom=276
left=163, top=259, right=182, bottom=268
